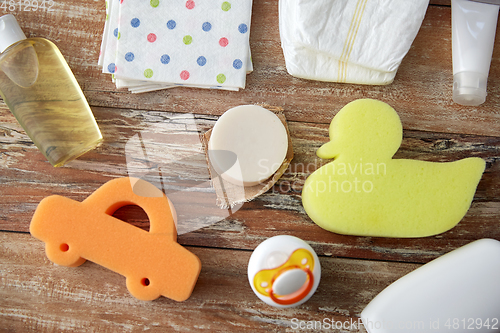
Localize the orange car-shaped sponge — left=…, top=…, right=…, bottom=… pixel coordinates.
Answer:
left=30, top=177, right=201, bottom=301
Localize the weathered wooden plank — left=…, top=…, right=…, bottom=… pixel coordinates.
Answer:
left=430, top=0, right=451, bottom=5
left=2, top=0, right=498, bottom=331
left=4, top=2, right=500, bottom=136
left=0, top=232, right=420, bottom=333
left=1, top=106, right=499, bottom=263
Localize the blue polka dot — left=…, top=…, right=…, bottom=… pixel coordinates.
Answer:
left=167, top=20, right=176, bottom=30
left=113, top=28, right=119, bottom=37
left=107, top=63, right=116, bottom=73
left=131, top=18, right=140, bottom=28
left=125, top=52, right=135, bottom=62
left=160, top=54, right=170, bottom=64
left=233, top=59, right=243, bottom=69
left=197, top=56, right=207, bottom=66
left=238, top=23, right=248, bottom=34
left=202, top=22, right=212, bottom=32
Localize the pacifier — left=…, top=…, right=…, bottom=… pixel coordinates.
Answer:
left=247, top=235, right=321, bottom=308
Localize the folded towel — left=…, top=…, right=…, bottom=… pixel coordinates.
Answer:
left=279, top=0, right=429, bottom=85
left=99, top=0, right=120, bottom=75
left=99, top=0, right=253, bottom=92
left=97, top=0, right=111, bottom=68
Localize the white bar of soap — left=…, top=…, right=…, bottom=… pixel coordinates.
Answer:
left=208, top=105, right=288, bottom=186
left=361, top=238, right=500, bottom=333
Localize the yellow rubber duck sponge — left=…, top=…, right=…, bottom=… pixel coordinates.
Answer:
left=302, top=99, right=485, bottom=238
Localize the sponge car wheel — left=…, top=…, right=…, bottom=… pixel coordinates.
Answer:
left=45, top=241, right=86, bottom=267
left=125, top=275, right=160, bottom=301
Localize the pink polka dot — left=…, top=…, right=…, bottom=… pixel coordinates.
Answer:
left=219, top=37, right=229, bottom=47
left=147, top=33, right=157, bottom=43
left=186, top=0, right=195, bottom=9
left=180, top=70, right=190, bottom=80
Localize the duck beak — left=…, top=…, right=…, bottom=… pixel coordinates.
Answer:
left=317, top=140, right=339, bottom=160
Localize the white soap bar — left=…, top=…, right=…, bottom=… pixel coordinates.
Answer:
left=361, top=239, right=500, bottom=333
left=208, top=105, right=288, bottom=186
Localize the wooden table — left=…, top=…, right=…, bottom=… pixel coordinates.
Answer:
left=1, top=0, right=500, bottom=331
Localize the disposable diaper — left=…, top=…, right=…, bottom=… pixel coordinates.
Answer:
left=279, top=0, right=429, bottom=85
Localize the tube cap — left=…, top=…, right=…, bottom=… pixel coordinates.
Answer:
left=0, top=14, right=27, bottom=53
left=453, top=71, right=487, bottom=106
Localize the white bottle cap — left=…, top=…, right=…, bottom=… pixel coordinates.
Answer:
left=453, top=71, right=487, bottom=106
left=0, top=14, right=27, bottom=53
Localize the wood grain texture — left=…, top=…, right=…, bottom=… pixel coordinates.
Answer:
left=82, top=4, right=500, bottom=137
left=1, top=105, right=499, bottom=264
left=5, top=1, right=500, bottom=137
left=1, top=0, right=500, bottom=331
left=0, top=232, right=419, bottom=332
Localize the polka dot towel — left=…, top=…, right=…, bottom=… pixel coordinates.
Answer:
left=99, top=0, right=253, bottom=93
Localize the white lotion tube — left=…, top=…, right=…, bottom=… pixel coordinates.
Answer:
left=452, top=0, right=499, bottom=106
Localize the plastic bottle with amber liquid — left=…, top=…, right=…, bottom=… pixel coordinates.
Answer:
left=0, top=14, right=102, bottom=167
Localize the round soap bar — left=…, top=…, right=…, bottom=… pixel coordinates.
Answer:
left=208, top=105, right=288, bottom=186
